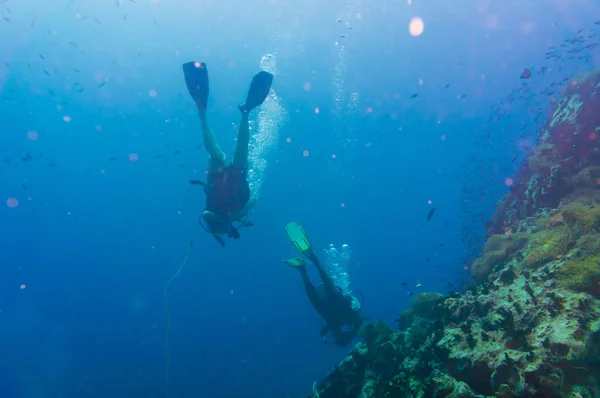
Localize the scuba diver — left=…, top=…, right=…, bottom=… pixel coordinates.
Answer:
left=283, top=222, right=363, bottom=346
left=182, top=62, right=273, bottom=246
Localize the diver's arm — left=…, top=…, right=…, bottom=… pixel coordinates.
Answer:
left=231, top=197, right=256, bottom=221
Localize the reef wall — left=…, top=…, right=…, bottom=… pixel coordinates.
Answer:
left=311, top=68, right=600, bottom=398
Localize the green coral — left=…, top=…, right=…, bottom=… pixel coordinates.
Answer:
left=576, top=234, right=600, bottom=252
left=556, top=254, right=600, bottom=292
left=520, top=227, right=573, bottom=268
left=472, top=233, right=530, bottom=282
left=561, top=202, right=600, bottom=235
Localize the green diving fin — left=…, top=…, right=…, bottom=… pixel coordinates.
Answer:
left=182, top=61, right=209, bottom=109
left=283, top=257, right=306, bottom=268
left=284, top=222, right=315, bottom=259
left=239, top=71, right=273, bottom=113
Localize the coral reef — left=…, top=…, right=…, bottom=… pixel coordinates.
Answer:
left=309, top=68, right=600, bottom=397
left=490, top=67, right=600, bottom=234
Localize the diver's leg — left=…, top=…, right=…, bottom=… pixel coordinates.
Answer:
left=198, top=109, right=226, bottom=170
left=312, top=258, right=337, bottom=296
left=297, top=266, right=326, bottom=314
left=231, top=111, right=249, bottom=170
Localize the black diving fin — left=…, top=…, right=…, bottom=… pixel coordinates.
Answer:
left=239, top=71, right=273, bottom=113
left=182, top=61, right=209, bottom=109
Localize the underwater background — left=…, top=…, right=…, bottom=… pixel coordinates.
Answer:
left=1, top=0, right=599, bottom=397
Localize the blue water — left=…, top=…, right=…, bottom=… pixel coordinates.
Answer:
left=1, top=0, right=598, bottom=397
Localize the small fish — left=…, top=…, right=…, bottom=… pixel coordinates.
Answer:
left=72, top=68, right=80, bottom=72
left=520, top=68, right=532, bottom=79
left=444, top=84, right=450, bottom=89
left=21, top=153, right=32, bottom=162
left=43, top=68, right=50, bottom=76
left=39, top=53, right=45, bottom=60
left=98, top=82, right=106, bottom=88
left=426, top=207, right=436, bottom=221
left=21, top=183, right=27, bottom=190
left=93, top=17, right=102, bottom=24
left=4, top=62, right=9, bottom=68
left=47, top=88, right=56, bottom=97
left=31, top=18, right=36, bottom=27
left=78, top=88, right=85, bottom=93
left=2, top=17, right=10, bottom=22
left=109, top=157, right=116, bottom=162
left=410, top=93, right=418, bottom=99
left=153, top=17, right=158, bottom=26
left=401, top=282, right=408, bottom=286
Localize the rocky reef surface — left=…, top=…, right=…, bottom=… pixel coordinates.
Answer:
left=311, top=68, right=600, bottom=398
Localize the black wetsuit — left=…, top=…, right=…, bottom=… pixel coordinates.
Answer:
left=297, top=257, right=363, bottom=346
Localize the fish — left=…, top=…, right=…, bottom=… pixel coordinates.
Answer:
left=426, top=207, right=436, bottom=221
left=520, top=68, right=532, bottom=79
left=410, top=93, right=418, bottom=99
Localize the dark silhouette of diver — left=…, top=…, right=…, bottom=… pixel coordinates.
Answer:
left=283, top=222, right=363, bottom=346
left=183, top=62, right=273, bottom=246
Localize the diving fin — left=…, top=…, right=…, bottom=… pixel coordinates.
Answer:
left=283, top=257, right=306, bottom=268
left=239, top=71, right=273, bottom=113
left=284, top=222, right=315, bottom=259
left=182, top=61, right=209, bottom=110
